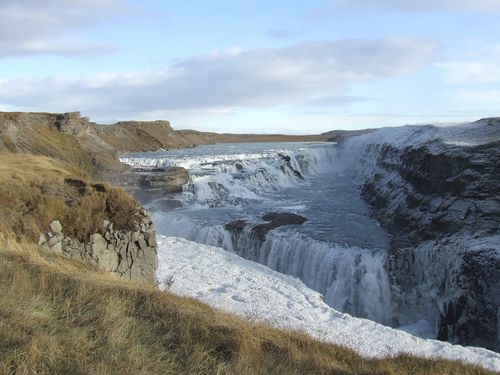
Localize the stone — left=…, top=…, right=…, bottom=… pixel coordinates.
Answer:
left=99, top=250, right=119, bottom=272
left=131, top=231, right=141, bottom=242
left=38, top=234, right=47, bottom=245
left=136, top=239, right=148, bottom=251
left=90, top=233, right=104, bottom=244
left=103, top=220, right=110, bottom=230
left=225, top=220, right=248, bottom=233
left=137, top=167, right=189, bottom=192
left=357, top=128, right=500, bottom=351
left=91, top=234, right=107, bottom=259
left=35, top=207, right=158, bottom=286
left=48, top=235, right=62, bottom=247
left=50, top=241, right=63, bottom=255
left=252, top=212, right=308, bottom=241
left=49, top=220, right=63, bottom=234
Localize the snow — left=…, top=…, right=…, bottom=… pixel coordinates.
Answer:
left=157, top=236, right=500, bottom=372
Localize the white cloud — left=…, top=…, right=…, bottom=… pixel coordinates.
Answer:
left=0, top=38, right=438, bottom=120
left=437, top=43, right=500, bottom=84
left=0, top=0, right=126, bottom=58
left=455, top=90, right=500, bottom=103
left=336, top=0, right=500, bottom=11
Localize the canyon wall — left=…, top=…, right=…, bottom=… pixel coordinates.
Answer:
left=340, top=118, right=500, bottom=350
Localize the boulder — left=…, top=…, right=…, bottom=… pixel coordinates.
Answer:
left=49, top=220, right=63, bottom=234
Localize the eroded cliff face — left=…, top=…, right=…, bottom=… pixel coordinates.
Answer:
left=340, top=118, right=500, bottom=350
left=39, top=209, right=158, bottom=285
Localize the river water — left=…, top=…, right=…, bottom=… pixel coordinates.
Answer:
left=121, top=142, right=393, bottom=325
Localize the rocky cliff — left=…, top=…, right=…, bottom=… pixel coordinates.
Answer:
left=39, top=210, right=157, bottom=285
left=0, top=111, right=215, bottom=179
left=339, top=118, right=500, bottom=351
left=0, top=154, right=159, bottom=285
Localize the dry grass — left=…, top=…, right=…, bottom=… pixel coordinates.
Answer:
left=0, top=234, right=495, bottom=375
left=0, top=113, right=127, bottom=177
left=0, top=154, right=139, bottom=242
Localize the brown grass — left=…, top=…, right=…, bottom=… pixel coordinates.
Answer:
left=0, top=234, right=495, bottom=375
left=0, top=154, right=139, bottom=242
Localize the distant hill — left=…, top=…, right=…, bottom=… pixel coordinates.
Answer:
left=0, top=111, right=328, bottom=179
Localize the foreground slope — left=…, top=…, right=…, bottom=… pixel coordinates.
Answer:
left=0, top=236, right=497, bottom=375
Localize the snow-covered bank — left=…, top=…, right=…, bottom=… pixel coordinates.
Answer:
left=157, top=236, right=500, bottom=371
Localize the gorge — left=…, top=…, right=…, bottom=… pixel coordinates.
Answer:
left=121, top=118, right=500, bottom=352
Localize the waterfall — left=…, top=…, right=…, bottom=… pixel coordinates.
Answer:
left=127, top=142, right=393, bottom=325
left=153, top=212, right=392, bottom=325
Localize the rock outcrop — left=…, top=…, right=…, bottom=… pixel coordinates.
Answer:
left=340, top=118, right=500, bottom=351
left=251, top=212, right=308, bottom=241
left=116, top=166, right=190, bottom=204
left=39, top=208, right=158, bottom=285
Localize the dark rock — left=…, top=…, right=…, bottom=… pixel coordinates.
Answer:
left=252, top=212, right=307, bottom=241
left=91, top=183, right=107, bottom=192
left=64, top=178, right=87, bottom=194
left=225, top=220, right=248, bottom=232
left=357, top=128, right=500, bottom=351
left=278, top=153, right=304, bottom=179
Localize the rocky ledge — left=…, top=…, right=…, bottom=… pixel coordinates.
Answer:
left=225, top=212, right=308, bottom=243
left=346, top=118, right=500, bottom=351
left=115, top=166, right=190, bottom=205
left=39, top=208, right=158, bottom=285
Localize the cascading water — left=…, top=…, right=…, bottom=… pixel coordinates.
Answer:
left=121, top=142, right=393, bottom=325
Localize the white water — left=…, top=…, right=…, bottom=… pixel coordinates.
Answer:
left=122, top=142, right=394, bottom=325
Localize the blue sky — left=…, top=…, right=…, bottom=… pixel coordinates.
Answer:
left=0, top=0, right=499, bottom=133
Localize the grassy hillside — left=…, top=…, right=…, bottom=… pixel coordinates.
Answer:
left=0, top=112, right=127, bottom=178
left=0, top=154, right=138, bottom=242
left=0, top=235, right=494, bottom=375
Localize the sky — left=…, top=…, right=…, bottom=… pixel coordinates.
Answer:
left=0, top=0, right=499, bottom=134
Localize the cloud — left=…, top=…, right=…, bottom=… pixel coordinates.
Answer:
left=454, top=90, right=500, bottom=103
left=0, top=0, right=126, bottom=58
left=335, top=0, right=500, bottom=11
left=437, top=43, right=500, bottom=84
left=0, top=38, right=438, bottom=120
